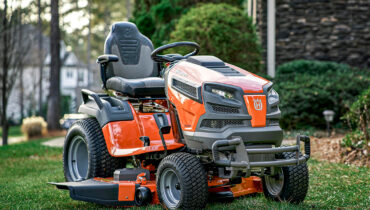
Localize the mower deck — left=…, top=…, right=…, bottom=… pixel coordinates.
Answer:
left=50, top=176, right=262, bottom=207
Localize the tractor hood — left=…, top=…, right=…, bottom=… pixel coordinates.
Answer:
left=170, top=56, right=270, bottom=94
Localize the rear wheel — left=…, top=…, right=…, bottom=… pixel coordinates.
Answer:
left=262, top=152, right=309, bottom=204
left=63, top=118, right=125, bottom=182
left=157, top=153, right=208, bottom=209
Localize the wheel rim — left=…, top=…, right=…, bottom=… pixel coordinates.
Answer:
left=265, top=167, right=284, bottom=196
left=160, top=168, right=181, bottom=208
left=68, top=136, right=88, bottom=181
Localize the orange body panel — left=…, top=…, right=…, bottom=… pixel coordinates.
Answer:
left=169, top=61, right=269, bottom=93
left=244, top=95, right=267, bottom=127
left=102, top=102, right=184, bottom=157
left=167, top=61, right=270, bottom=132
left=231, top=177, right=263, bottom=197
left=167, top=86, right=206, bottom=131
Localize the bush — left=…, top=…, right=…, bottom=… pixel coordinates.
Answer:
left=342, top=130, right=366, bottom=149
left=341, top=87, right=369, bottom=149
left=274, top=60, right=369, bottom=130
left=21, top=116, right=47, bottom=138
left=132, top=0, right=244, bottom=47
left=168, top=3, right=262, bottom=73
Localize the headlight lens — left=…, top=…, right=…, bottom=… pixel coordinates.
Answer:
left=268, top=88, right=279, bottom=104
left=211, top=88, right=234, bottom=99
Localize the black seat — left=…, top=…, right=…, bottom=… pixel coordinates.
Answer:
left=103, top=22, right=165, bottom=97
left=106, top=77, right=164, bottom=97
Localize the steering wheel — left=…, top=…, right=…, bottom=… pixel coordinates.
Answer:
left=151, top=42, right=200, bottom=62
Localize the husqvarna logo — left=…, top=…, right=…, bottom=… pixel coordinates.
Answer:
left=253, top=99, right=263, bottom=111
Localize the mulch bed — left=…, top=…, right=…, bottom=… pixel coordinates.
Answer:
left=310, top=136, right=369, bottom=167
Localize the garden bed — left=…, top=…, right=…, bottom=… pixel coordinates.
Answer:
left=311, top=136, right=369, bottom=167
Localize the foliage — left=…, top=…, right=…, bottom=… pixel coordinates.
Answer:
left=21, top=116, right=47, bottom=138
left=131, top=0, right=244, bottom=47
left=341, top=88, right=369, bottom=149
left=168, top=3, right=262, bottom=73
left=342, top=130, right=366, bottom=149
left=274, top=60, right=370, bottom=129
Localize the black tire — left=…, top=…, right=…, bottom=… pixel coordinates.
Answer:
left=156, top=152, right=208, bottom=209
left=63, top=118, right=125, bottom=182
left=262, top=152, right=309, bottom=204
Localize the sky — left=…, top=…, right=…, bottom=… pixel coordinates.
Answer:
left=8, top=0, right=90, bottom=34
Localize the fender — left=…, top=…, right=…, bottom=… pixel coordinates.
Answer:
left=78, top=89, right=134, bottom=127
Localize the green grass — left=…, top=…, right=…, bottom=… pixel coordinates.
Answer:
left=0, top=126, right=23, bottom=137
left=0, top=139, right=369, bottom=209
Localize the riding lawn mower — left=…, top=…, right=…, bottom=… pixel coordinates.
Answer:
left=50, top=22, right=310, bottom=209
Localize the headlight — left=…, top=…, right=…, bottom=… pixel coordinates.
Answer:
left=268, top=88, right=279, bottom=104
left=211, top=88, right=234, bottom=99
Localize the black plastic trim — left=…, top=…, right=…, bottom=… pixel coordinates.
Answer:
left=171, top=77, right=202, bottom=103
left=79, top=89, right=134, bottom=127
left=50, top=179, right=136, bottom=206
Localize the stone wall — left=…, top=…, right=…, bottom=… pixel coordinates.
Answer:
left=257, top=0, right=370, bottom=69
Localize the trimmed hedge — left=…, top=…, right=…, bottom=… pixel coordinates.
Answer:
left=169, top=3, right=262, bottom=73
left=274, top=60, right=369, bottom=130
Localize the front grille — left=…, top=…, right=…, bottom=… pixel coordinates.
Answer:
left=200, top=119, right=245, bottom=129
left=172, top=79, right=197, bottom=98
left=210, top=103, right=240, bottom=114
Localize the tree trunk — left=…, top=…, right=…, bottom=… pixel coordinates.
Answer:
left=38, top=0, right=43, bottom=116
left=126, top=0, right=131, bottom=20
left=47, top=0, right=61, bottom=131
left=87, top=0, right=91, bottom=88
left=1, top=0, right=9, bottom=146
left=19, top=8, right=24, bottom=121
left=19, top=66, right=24, bottom=120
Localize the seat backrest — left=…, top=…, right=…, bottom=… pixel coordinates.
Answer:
left=104, top=22, right=158, bottom=79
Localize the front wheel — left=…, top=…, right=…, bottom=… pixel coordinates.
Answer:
left=262, top=152, right=309, bottom=204
left=156, top=153, right=208, bottom=209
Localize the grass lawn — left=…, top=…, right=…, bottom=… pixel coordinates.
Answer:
left=0, top=126, right=23, bottom=137
left=0, top=139, right=369, bottom=209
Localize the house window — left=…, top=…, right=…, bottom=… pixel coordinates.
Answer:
left=66, top=71, right=73, bottom=78
left=78, top=71, right=84, bottom=82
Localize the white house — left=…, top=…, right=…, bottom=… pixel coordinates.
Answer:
left=6, top=25, right=92, bottom=123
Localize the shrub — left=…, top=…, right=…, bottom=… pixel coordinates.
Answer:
left=169, top=3, right=262, bottom=73
left=342, top=130, right=366, bottom=149
left=274, top=60, right=369, bottom=130
left=132, top=0, right=244, bottom=47
left=341, top=87, right=369, bottom=149
left=21, top=116, right=47, bottom=138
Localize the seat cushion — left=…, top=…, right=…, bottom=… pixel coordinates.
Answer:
left=106, top=77, right=165, bottom=97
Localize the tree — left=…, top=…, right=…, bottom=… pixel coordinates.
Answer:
left=38, top=0, right=44, bottom=116
left=0, top=0, right=29, bottom=145
left=47, top=0, right=61, bottom=130
left=169, top=3, right=262, bottom=73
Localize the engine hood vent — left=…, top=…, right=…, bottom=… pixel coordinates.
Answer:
left=187, top=56, right=243, bottom=76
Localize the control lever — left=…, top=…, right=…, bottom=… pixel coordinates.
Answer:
left=153, top=113, right=171, bottom=157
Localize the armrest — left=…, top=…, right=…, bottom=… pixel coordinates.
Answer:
left=96, top=54, right=119, bottom=64
left=96, top=54, right=118, bottom=89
